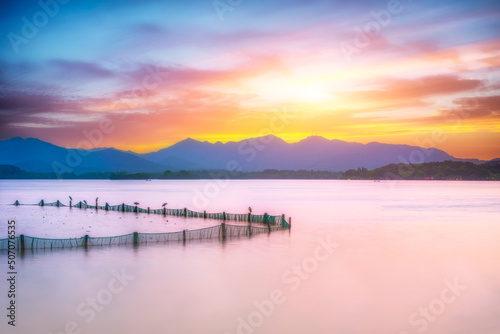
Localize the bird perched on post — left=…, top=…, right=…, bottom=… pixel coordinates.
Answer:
left=162, top=203, right=167, bottom=207
left=83, top=200, right=87, bottom=205
left=249, top=207, right=252, bottom=213
left=69, top=196, right=72, bottom=201
left=134, top=202, right=139, bottom=206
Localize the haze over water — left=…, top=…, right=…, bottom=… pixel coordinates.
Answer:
left=1, top=179, right=499, bottom=334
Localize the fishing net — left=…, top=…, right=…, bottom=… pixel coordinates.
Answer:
left=0, top=200, right=291, bottom=250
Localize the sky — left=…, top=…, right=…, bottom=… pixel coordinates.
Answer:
left=0, top=0, right=499, bottom=159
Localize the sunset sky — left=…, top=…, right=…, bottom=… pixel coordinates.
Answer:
left=1, top=0, right=499, bottom=159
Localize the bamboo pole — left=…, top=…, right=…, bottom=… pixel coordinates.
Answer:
left=221, top=222, right=226, bottom=240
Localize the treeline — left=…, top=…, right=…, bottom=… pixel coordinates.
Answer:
left=1, top=160, right=499, bottom=180
left=348, top=161, right=500, bottom=180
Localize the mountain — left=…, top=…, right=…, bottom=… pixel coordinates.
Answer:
left=0, top=135, right=480, bottom=175
left=0, top=137, right=166, bottom=174
left=141, top=135, right=462, bottom=172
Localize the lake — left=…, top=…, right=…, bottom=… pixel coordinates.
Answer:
left=1, top=179, right=499, bottom=334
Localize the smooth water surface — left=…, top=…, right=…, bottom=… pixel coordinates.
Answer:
left=0, top=180, right=499, bottom=334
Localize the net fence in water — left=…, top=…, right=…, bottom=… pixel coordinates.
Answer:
left=1, top=200, right=291, bottom=250
left=1, top=223, right=283, bottom=250
left=15, top=199, right=290, bottom=228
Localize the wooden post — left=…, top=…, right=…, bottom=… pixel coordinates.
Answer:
left=223, top=212, right=226, bottom=221
left=133, top=232, right=139, bottom=246
left=263, top=212, right=268, bottom=223
left=204, top=210, right=207, bottom=219
left=163, top=207, right=166, bottom=216
left=96, top=199, right=98, bottom=211
left=84, top=235, right=89, bottom=248
left=122, top=203, right=125, bottom=212
left=135, top=205, right=138, bottom=213
left=221, top=222, right=227, bottom=240
left=147, top=207, right=150, bottom=214
left=20, top=235, right=25, bottom=251
left=264, top=213, right=271, bottom=232
left=184, top=208, right=187, bottom=217
left=248, top=212, right=251, bottom=222
left=69, top=200, right=72, bottom=208
left=56, top=200, right=59, bottom=207
left=289, top=217, right=292, bottom=229
left=41, top=199, right=44, bottom=207
left=183, top=230, right=186, bottom=243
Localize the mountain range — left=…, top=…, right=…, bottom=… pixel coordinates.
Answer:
left=0, top=135, right=488, bottom=175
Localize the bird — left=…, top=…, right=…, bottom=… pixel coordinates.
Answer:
left=134, top=202, right=139, bottom=205
left=69, top=196, right=73, bottom=200
left=96, top=197, right=99, bottom=202
left=83, top=200, right=87, bottom=205
left=248, top=207, right=252, bottom=213
left=162, top=203, right=167, bottom=207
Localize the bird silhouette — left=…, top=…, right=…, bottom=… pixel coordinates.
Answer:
left=69, top=196, right=73, bottom=200
left=249, top=207, right=252, bottom=213
left=162, top=203, right=167, bottom=207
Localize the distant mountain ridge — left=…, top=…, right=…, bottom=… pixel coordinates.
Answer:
left=0, top=137, right=166, bottom=174
left=0, top=135, right=488, bottom=175
left=141, top=135, right=467, bottom=171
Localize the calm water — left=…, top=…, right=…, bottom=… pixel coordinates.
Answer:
left=1, top=180, right=499, bottom=334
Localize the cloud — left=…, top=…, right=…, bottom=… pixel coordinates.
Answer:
left=338, top=74, right=485, bottom=111
left=49, top=59, right=114, bottom=79
left=449, top=95, right=500, bottom=119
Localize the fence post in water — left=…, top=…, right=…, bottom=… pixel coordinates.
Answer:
left=41, top=199, right=44, bottom=207
left=69, top=200, right=72, bottom=208
left=204, top=210, right=207, bottom=219
left=289, top=217, right=292, bottom=229
left=183, top=229, right=186, bottom=243
left=248, top=212, right=251, bottom=222
left=184, top=208, right=187, bottom=217
left=147, top=207, right=150, bottom=214
left=223, top=212, right=226, bottom=221
left=163, top=207, right=166, bottom=216
left=84, top=235, right=89, bottom=248
left=20, top=235, right=25, bottom=250
left=264, top=213, right=271, bottom=232
left=56, top=200, right=59, bottom=207
left=221, top=222, right=227, bottom=240
left=96, top=199, right=98, bottom=211
left=133, top=232, right=139, bottom=246
left=122, top=203, right=125, bottom=212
